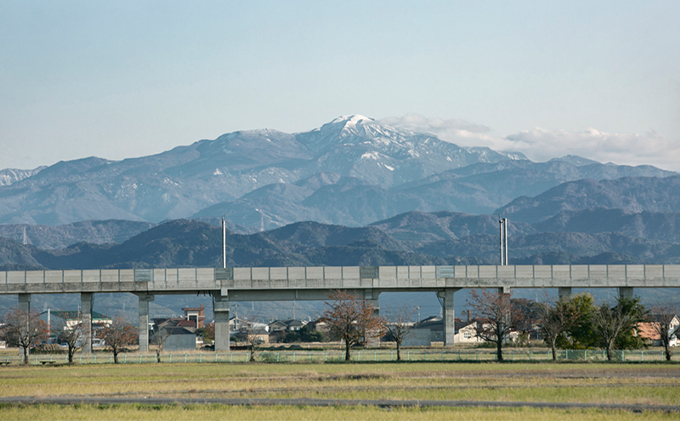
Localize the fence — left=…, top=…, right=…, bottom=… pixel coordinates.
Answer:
left=0, top=348, right=671, bottom=365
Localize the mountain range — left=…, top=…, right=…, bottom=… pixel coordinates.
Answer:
left=0, top=115, right=675, bottom=229
left=2, top=209, right=679, bottom=272
left=1, top=114, right=680, bottom=318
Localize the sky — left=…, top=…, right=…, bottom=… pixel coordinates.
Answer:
left=1, top=1, right=679, bottom=171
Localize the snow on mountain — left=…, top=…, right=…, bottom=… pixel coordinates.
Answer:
left=0, top=166, right=46, bottom=186
left=296, top=115, right=522, bottom=187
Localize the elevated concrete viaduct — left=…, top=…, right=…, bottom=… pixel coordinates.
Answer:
left=3, top=264, right=679, bottom=352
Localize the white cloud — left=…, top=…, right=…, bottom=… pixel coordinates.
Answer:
left=378, top=114, right=490, bottom=133
left=379, top=114, right=680, bottom=172
left=505, top=128, right=680, bottom=172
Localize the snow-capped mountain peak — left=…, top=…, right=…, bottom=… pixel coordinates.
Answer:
left=323, top=114, right=378, bottom=137
left=329, top=114, right=375, bottom=127
left=330, top=114, right=374, bottom=125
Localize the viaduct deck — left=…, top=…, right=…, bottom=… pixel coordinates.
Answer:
left=3, top=264, right=680, bottom=296
left=4, top=265, right=679, bottom=353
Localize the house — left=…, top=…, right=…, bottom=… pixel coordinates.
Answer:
left=246, top=327, right=270, bottom=344
left=402, top=316, right=516, bottom=346
left=152, top=326, right=196, bottom=351
left=268, top=320, right=287, bottom=332
left=181, top=304, right=206, bottom=329
left=267, top=319, right=307, bottom=343
left=636, top=315, right=680, bottom=347
left=402, top=316, right=443, bottom=347
left=267, top=320, right=288, bottom=343
left=282, top=319, right=304, bottom=331
left=40, top=310, right=112, bottom=330
left=454, top=320, right=484, bottom=344
left=40, top=310, right=112, bottom=344
left=150, top=317, right=201, bottom=350
left=229, top=316, right=248, bottom=332
left=153, top=317, right=187, bottom=331
left=233, top=326, right=270, bottom=344
left=307, top=319, right=328, bottom=334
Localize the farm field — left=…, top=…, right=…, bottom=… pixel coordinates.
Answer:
left=0, top=361, right=679, bottom=420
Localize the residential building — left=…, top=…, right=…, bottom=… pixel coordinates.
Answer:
left=181, top=304, right=206, bottom=329
left=637, top=315, right=680, bottom=347
left=151, top=326, right=196, bottom=351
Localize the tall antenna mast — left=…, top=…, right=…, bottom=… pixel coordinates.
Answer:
left=499, top=216, right=509, bottom=265
left=499, top=216, right=504, bottom=265
left=504, top=217, right=509, bottom=266
left=222, top=215, right=226, bottom=269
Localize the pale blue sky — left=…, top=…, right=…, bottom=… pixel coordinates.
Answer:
left=1, top=1, right=679, bottom=170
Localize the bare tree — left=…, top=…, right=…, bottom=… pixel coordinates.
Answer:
left=650, top=305, right=678, bottom=361
left=151, top=328, right=171, bottom=363
left=54, top=314, right=90, bottom=364
left=99, top=317, right=137, bottom=364
left=538, top=299, right=579, bottom=362
left=236, top=314, right=265, bottom=362
left=383, top=304, right=416, bottom=361
left=1, top=308, right=49, bottom=365
left=321, top=290, right=385, bottom=361
left=592, top=301, right=633, bottom=361
left=466, top=289, right=518, bottom=362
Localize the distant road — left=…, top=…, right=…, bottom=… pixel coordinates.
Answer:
left=1, top=396, right=678, bottom=413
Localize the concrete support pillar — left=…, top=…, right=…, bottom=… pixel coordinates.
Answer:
left=81, top=293, right=93, bottom=354
left=214, top=289, right=230, bottom=351
left=369, top=299, right=380, bottom=316
left=137, top=294, right=154, bottom=353
left=18, top=293, right=30, bottom=314
left=362, top=290, right=380, bottom=316
left=437, top=289, right=458, bottom=347
left=366, top=298, right=380, bottom=348
left=18, top=294, right=30, bottom=357
left=558, top=287, right=572, bottom=300
left=619, top=287, right=634, bottom=300
left=363, top=290, right=381, bottom=347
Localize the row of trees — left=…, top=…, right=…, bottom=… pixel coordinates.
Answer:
left=537, top=294, right=676, bottom=361
left=320, top=290, right=678, bottom=363
left=468, top=290, right=677, bottom=362
left=0, top=310, right=137, bottom=364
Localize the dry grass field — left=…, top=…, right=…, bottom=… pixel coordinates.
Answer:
left=0, top=361, right=678, bottom=420
left=1, top=404, right=678, bottom=421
